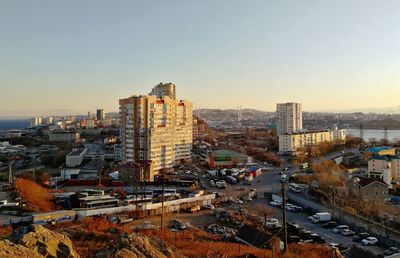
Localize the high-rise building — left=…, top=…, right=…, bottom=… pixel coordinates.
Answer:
left=276, top=102, right=303, bottom=134
left=119, top=84, right=192, bottom=181
left=30, top=116, right=43, bottom=127
left=149, top=82, right=176, bottom=99
left=96, top=109, right=104, bottom=121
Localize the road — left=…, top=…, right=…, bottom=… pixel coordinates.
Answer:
left=218, top=163, right=388, bottom=256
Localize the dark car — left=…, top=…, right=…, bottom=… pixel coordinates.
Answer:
left=331, top=243, right=350, bottom=255
left=322, top=221, right=337, bottom=229
left=288, top=235, right=301, bottom=243
left=299, top=229, right=313, bottom=240
left=352, top=232, right=369, bottom=242
left=384, top=247, right=399, bottom=256
left=310, top=233, right=326, bottom=244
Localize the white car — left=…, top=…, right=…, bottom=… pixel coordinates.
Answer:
left=269, top=201, right=282, bottom=207
left=333, top=225, right=349, bottom=233
left=264, top=218, right=280, bottom=228
left=341, top=229, right=355, bottom=236
left=362, top=237, right=378, bottom=246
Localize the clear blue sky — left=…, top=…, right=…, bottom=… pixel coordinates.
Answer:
left=1, top=0, right=400, bottom=117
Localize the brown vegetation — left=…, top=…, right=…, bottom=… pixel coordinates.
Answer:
left=246, top=148, right=284, bottom=167
left=312, top=160, right=345, bottom=187
left=15, top=178, right=54, bottom=212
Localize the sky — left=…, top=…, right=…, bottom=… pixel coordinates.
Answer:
left=1, top=0, right=400, bottom=117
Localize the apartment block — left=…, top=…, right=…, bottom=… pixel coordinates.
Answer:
left=276, top=102, right=302, bottom=134
left=278, top=128, right=346, bottom=153
left=119, top=84, right=192, bottom=181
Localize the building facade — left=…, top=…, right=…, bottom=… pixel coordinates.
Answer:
left=96, top=109, right=104, bottom=121
left=276, top=102, right=302, bottom=134
left=278, top=129, right=345, bottom=153
left=346, top=176, right=388, bottom=201
left=119, top=84, right=192, bottom=181
left=368, top=155, right=400, bottom=183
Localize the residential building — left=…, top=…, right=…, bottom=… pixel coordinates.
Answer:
left=49, top=131, right=80, bottom=142
left=332, top=128, right=346, bottom=142
left=368, top=155, right=400, bottom=184
left=96, top=109, right=104, bottom=121
left=276, top=102, right=302, bottom=134
left=30, top=116, right=43, bottom=127
left=149, top=82, right=176, bottom=99
left=279, top=130, right=333, bottom=153
left=66, top=148, right=87, bottom=167
left=119, top=83, right=193, bottom=181
left=346, top=176, right=388, bottom=201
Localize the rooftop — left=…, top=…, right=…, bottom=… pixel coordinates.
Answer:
left=367, top=146, right=396, bottom=153
left=67, top=148, right=87, bottom=157
left=348, top=176, right=388, bottom=188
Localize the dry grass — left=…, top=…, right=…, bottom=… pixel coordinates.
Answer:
left=15, top=178, right=54, bottom=212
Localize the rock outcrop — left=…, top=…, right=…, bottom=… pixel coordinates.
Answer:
left=0, top=225, right=79, bottom=258
left=115, top=232, right=185, bottom=258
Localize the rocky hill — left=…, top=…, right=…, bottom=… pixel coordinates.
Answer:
left=0, top=225, right=185, bottom=258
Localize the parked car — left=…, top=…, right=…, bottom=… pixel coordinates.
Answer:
left=352, top=232, right=369, bottom=242
left=242, top=196, right=253, bottom=202
left=203, top=204, right=215, bottom=210
left=264, top=218, right=280, bottom=228
left=322, top=221, right=337, bottom=229
left=362, top=237, right=378, bottom=246
left=288, top=235, right=301, bottom=243
left=209, top=180, right=216, bottom=187
left=341, top=229, right=355, bottom=236
left=170, top=219, right=186, bottom=230
left=331, top=243, right=350, bottom=255
left=384, top=247, right=400, bottom=256
left=269, top=201, right=282, bottom=207
left=310, top=233, right=326, bottom=243
left=333, top=225, right=349, bottom=233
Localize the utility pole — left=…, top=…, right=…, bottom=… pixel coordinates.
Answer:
left=281, top=179, right=288, bottom=252
left=160, top=174, right=165, bottom=231
left=9, top=160, right=15, bottom=184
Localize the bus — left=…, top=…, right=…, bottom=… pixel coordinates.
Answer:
left=80, top=195, right=119, bottom=209
left=80, top=189, right=105, bottom=197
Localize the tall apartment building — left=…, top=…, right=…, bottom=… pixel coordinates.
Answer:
left=30, top=116, right=43, bottom=127
left=96, top=109, right=104, bottom=121
left=276, top=102, right=302, bottom=134
left=119, top=84, right=192, bottom=181
left=149, top=82, right=176, bottom=100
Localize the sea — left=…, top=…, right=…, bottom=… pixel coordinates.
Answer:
left=0, top=119, right=30, bottom=131
left=346, top=128, right=400, bottom=142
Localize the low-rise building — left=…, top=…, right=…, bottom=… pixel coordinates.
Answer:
left=208, top=149, right=252, bottom=168
left=66, top=149, right=87, bottom=167
left=279, top=129, right=346, bottom=153
left=367, top=155, right=400, bottom=184
left=346, top=176, right=389, bottom=201
left=49, top=131, right=80, bottom=142
left=363, top=146, right=397, bottom=160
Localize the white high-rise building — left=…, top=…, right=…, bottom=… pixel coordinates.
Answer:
left=276, top=102, right=302, bottom=134
left=30, top=116, right=43, bottom=127
left=119, top=83, right=192, bottom=181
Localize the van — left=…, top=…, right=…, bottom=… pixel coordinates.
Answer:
left=281, top=174, right=287, bottom=182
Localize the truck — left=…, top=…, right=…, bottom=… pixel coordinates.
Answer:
left=308, top=212, right=331, bottom=223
